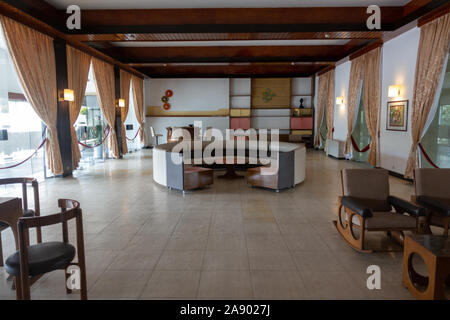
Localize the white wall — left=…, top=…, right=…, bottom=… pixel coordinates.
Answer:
left=147, top=78, right=229, bottom=111
left=380, top=27, right=420, bottom=174
left=326, top=27, right=421, bottom=175
left=145, top=78, right=230, bottom=144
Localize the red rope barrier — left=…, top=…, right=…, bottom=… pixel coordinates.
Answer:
left=418, top=143, right=439, bottom=168
left=126, top=128, right=140, bottom=141
left=78, top=126, right=111, bottom=148
left=350, top=135, right=370, bottom=153
left=320, top=131, right=326, bottom=141
left=0, top=138, right=47, bottom=170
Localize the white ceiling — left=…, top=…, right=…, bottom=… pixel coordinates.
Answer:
left=113, top=39, right=351, bottom=47
left=45, top=0, right=410, bottom=10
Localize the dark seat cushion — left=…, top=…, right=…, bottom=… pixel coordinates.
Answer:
left=23, top=209, right=35, bottom=217
left=5, top=242, right=76, bottom=277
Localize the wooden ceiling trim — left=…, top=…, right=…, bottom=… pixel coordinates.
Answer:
left=68, top=31, right=383, bottom=43
left=403, top=0, right=433, bottom=16
left=137, top=63, right=330, bottom=78
left=65, top=7, right=404, bottom=34
left=349, top=41, right=384, bottom=61
left=316, top=65, right=336, bottom=77
left=417, top=1, right=450, bottom=26
left=103, top=42, right=370, bottom=64
left=0, top=2, right=145, bottom=78
left=395, top=0, right=450, bottom=28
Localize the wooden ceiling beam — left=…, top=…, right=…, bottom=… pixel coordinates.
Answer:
left=102, top=41, right=371, bottom=64
left=418, top=1, right=450, bottom=26
left=64, top=7, right=404, bottom=34
left=137, top=63, right=331, bottom=78
left=68, top=31, right=383, bottom=43
left=1, top=0, right=66, bottom=30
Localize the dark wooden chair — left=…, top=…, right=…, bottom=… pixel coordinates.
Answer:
left=412, top=168, right=450, bottom=235
left=334, top=169, right=426, bottom=253
left=0, top=178, right=42, bottom=266
left=4, top=199, right=87, bottom=300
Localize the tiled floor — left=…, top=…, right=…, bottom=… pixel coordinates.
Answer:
left=0, top=149, right=423, bottom=299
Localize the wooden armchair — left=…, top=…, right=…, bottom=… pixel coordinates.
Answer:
left=4, top=199, right=87, bottom=300
left=0, top=178, right=42, bottom=266
left=412, top=168, right=450, bottom=235
left=335, top=169, right=426, bottom=253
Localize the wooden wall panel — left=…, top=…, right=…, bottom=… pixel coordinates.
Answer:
left=251, top=78, right=291, bottom=109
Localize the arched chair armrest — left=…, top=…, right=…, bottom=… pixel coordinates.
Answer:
left=416, top=196, right=450, bottom=216
left=388, top=196, right=427, bottom=216
left=0, top=178, right=37, bottom=186
left=19, top=200, right=81, bottom=230
left=341, top=196, right=373, bottom=218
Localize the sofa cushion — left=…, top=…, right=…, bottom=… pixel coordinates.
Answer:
left=365, top=212, right=417, bottom=230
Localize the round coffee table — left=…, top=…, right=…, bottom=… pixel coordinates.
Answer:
left=217, top=156, right=247, bottom=179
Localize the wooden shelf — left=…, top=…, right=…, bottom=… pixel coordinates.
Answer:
left=251, top=107, right=291, bottom=110
left=252, top=115, right=290, bottom=118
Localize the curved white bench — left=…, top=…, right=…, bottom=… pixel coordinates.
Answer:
left=152, top=140, right=306, bottom=190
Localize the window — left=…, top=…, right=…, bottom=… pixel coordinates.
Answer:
left=73, top=63, right=108, bottom=171
left=420, top=55, right=450, bottom=168
left=319, top=111, right=327, bottom=149
left=124, top=83, right=141, bottom=152
left=0, top=28, right=47, bottom=181
left=352, top=91, right=371, bottom=163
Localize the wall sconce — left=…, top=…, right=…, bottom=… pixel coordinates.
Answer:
left=388, top=85, right=401, bottom=98
left=59, top=89, right=74, bottom=102
left=336, top=96, right=344, bottom=105
left=117, top=99, right=125, bottom=108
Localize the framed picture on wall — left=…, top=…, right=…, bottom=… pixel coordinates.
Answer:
left=386, top=100, right=408, bottom=131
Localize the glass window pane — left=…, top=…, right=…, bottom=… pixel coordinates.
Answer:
left=319, top=110, right=327, bottom=149
left=352, top=92, right=371, bottom=163
left=0, top=27, right=47, bottom=182
left=73, top=63, right=108, bottom=171
left=124, top=83, right=141, bottom=153
left=420, top=55, right=450, bottom=168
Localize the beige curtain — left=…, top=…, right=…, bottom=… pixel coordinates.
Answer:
left=344, top=56, right=364, bottom=154
left=67, top=46, right=91, bottom=169
left=405, top=13, right=450, bottom=178
left=92, top=58, right=120, bottom=158
left=314, top=73, right=329, bottom=147
left=0, top=16, right=63, bottom=174
left=325, top=69, right=335, bottom=140
left=362, top=47, right=381, bottom=166
left=132, top=76, right=146, bottom=145
left=120, top=70, right=132, bottom=154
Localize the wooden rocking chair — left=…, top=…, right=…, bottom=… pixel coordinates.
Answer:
left=412, top=168, right=450, bottom=235
left=334, top=169, right=426, bottom=253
